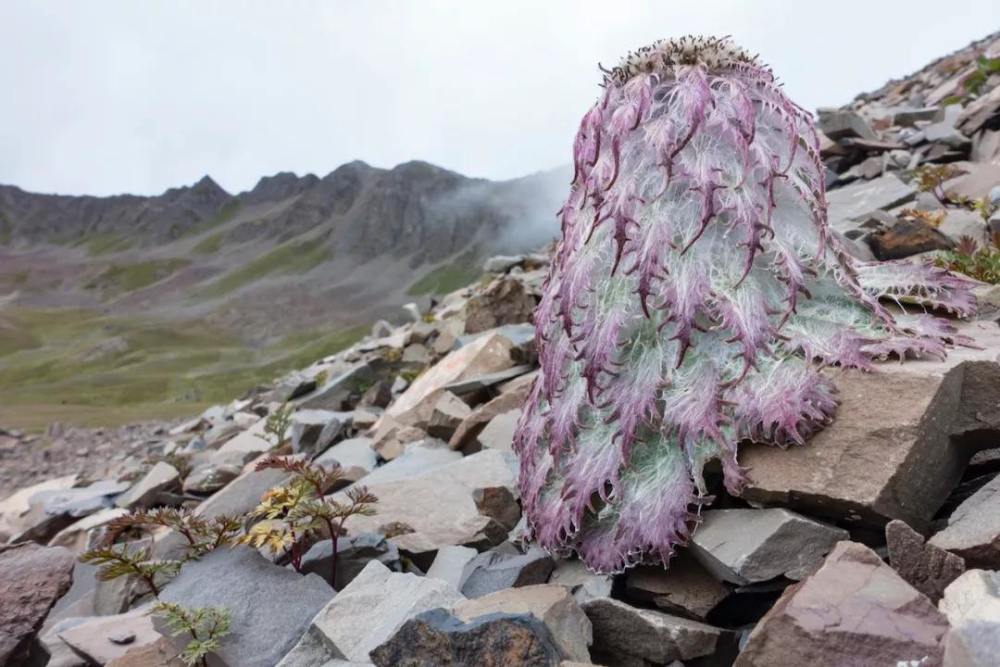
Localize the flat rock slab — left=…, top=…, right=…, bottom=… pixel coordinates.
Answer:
left=215, top=417, right=271, bottom=463
left=453, top=584, right=592, bottom=663
left=827, top=174, right=916, bottom=230
left=157, top=546, right=333, bottom=667
left=548, top=560, right=613, bottom=605
left=625, top=553, right=729, bottom=619
left=279, top=560, right=464, bottom=664
left=690, top=508, right=847, bottom=584
left=582, top=597, right=720, bottom=665
left=735, top=541, right=948, bottom=667
left=115, top=462, right=179, bottom=509
left=929, top=472, right=1000, bottom=569
left=370, top=608, right=564, bottom=667
left=0, top=543, right=75, bottom=664
left=58, top=606, right=162, bottom=665
left=460, top=545, right=555, bottom=598
left=741, top=361, right=1000, bottom=528
left=939, top=569, right=1000, bottom=667
left=0, top=475, right=76, bottom=542
left=426, top=545, right=479, bottom=590
left=336, top=449, right=517, bottom=555
left=886, top=519, right=965, bottom=603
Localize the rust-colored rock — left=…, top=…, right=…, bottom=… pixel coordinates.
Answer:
left=886, top=519, right=965, bottom=603
left=0, top=542, right=75, bottom=665
left=735, top=541, right=949, bottom=667
left=867, top=218, right=954, bottom=260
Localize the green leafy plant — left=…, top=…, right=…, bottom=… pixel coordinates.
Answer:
left=152, top=601, right=231, bottom=667
left=240, top=455, right=378, bottom=586
left=80, top=543, right=180, bottom=597
left=914, top=164, right=963, bottom=206
left=935, top=235, right=1000, bottom=284
left=261, top=402, right=294, bottom=447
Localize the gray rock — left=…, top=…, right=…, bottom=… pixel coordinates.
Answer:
left=291, top=410, right=352, bottom=457
left=58, top=606, right=162, bottom=665
left=278, top=560, right=464, bottom=664
left=929, top=472, right=1000, bottom=569
left=0, top=543, right=75, bottom=665
left=313, top=436, right=377, bottom=486
left=582, top=597, right=720, bottom=665
left=689, top=508, right=848, bottom=584
left=115, top=462, right=179, bottom=509
left=360, top=438, right=461, bottom=486
left=157, top=547, right=333, bottom=667
left=817, top=109, right=877, bottom=140
left=426, top=545, right=479, bottom=590
left=182, top=461, right=241, bottom=495
left=453, top=584, right=593, bottom=663
left=476, top=409, right=519, bottom=452
left=460, top=544, right=555, bottom=598
left=370, top=608, right=564, bottom=667
left=886, top=519, right=965, bottom=603
left=826, top=174, right=916, bottom=231
left=39, top=479, right=132, bottom=518
left=625, top=553, right=729, bottom=619
left=939, top=570, right=1000, bottom=667
left=299, top=532, right=401, bottom=589
left=548, top=559, right=613, bottom=605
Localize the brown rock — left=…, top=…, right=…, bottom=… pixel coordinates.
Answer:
left=735, top=541, right=949, bottom=667
left=453, top=584, right=593, bottom=663
left=867, top=218, right=954, bottom=260
left=0, top=542, right=75, bottom=664
left=582, top=597, right=720, bottom=665
left=463, top=277, right=537, bottom=335
left=449, top=375, right=534, bottom=451
left=58, top=607, right=162, bottom=665
left=426, top=391, right=472, bottom=440
left=886, top=519, right=965, bottom=603
left=741, top=361, right=1000, bottom=529
left=371, top=414, right=427, bottom=460
left=370, top=608, right=564, bottom=667
left=929, top=472, right=1000, bottom=569
left=106, top=637, right=186, bottom=667
left=625, top=553, right=729, bottom=619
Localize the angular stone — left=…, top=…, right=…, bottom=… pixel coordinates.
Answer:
left=402, top=343, right=431, bottom=365
left=443, top=364, right=533, bottom=396
left=335, top=449, right=516, bottom=555
left=300, top=532, right=401, bottom=589
left=477, top=410, right=519, bottom=452
left=426, top=391, right=472, bottom=439
left=426, top=545, right=479, bottom=590
left=826, top=174, right=916, bottom=230
left=463, top=277, right=537, bottom=335
left=945, top=163, right=1000, bottom=200
left=0, top=475, right=76, bottom=542
left=215, top=417, right=271, bottom=463
left=313, top=436, right=377, bottom=486
left=370, top=608, right=563, bottom=667
left=290, top=409, right=352, bottom=457
left=115, top=462, right=179, bottom=510
left=157, top=546, right=333, bottom=667
left=453, top=584, right=592, bottom=663
left=690, top=508, right=848, bottom=584
left=817, top=109, right=877, bottom=140
left=734, top=541, right=948, bottom=667
left=194, top=459, right=291, bottom=520
left=370, top=413, right=427, bottom=460
left=473, top=486, right=521, bottom=532
left=460, top=544, right=555, bottom=598
left=449, top=376, right=534, bottom=451
left=886, top=519, right=965, bottom=603
left=939, top=570, right=1000, bottom=667
left=625, top=552, right=729, bottom=619
left=49, top=507, right=129, bottom=552
left=58, top=607, right=161, bottom=665
left=14, top=479, right=131, bottom=543
left=549, top=559, right=613, bottom=605
left=741, top=361, right=1000, bottom=529
left=279, top=560, right=464, bottom=664
left=299, top=361, right=389, bottom=412
left=182, top=461, right=241, bottom=495
left=106, top=637, right=186, bottom=667
left=867, top=218, right=954, bottom=260
left=582, top=597, right=720, bottom=665
left=386, top=331, right=513, bottom=419
left=360, top=438, right=462, bottom=486
left=929, top=473, right=1000, bottom=568
left=0, top=543, right=75, bottom=664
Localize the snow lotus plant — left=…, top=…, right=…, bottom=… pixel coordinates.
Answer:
left=513, top=36, right=976, bottom=573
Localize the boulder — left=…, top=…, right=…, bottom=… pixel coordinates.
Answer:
left=192, top=459, right=292, bottom=520
left=359, top=438, right=462, bottom=486
left=278, top=560, right=464, bottom=664
left=740, top=361, right=1000, bottom=529
left=548, top=559, right=613, bottom=605
left=157, top=546, right=333, bottom=667
left=817, top=109, right=877, bottom=140
left=582, top=597, right=721, bottom=665
left=886, top=519, right=965, bottom=603
left=866, top=218, right=954, bottom=260
left=106, top=637, right=186, bottom=667
left=826, top=174, right=916, bottom=231
left=426, top=545, right=479, bottom=590
left=453, top=584, right=592, bottom=663
left=182, top=461, right=241, bottom=495
left=370, top=608, right=564, bottom=667
left=49, top=507, right=129, bottom=552
left=115, top=462, right=180, bottom=510
left=215, top=417, right=271, bottom=463
left=460, top=544, right=555, bottom=598
left=0, top=543, right=75, bottom=664
left=335, top=449, right=517, bottom=556
left=476, top=410, right=519, bottom=452
left=299, top=532, right=401, bottom=589
left=689, top=508, right=848, bottom=584
left=939, top=570, right=1000, bottom=667
left=448, top=376, right=535, bottom=451
left=625, top=553, right=729, bottom=619
left=313, top=437, right=378, bottom=486
left=370, top=414, right=428, bottom=460
left=929, top=472, right=1000, bottom=569
left=426, top=392, right=472, bottom=439
left=0, top=475, right=76, bottom=542
left=385, top=331, right=513, bottom=420
left=734, top=541, right=949, bottom=667
left=58, top=606, right=162, bottom=665
left=463, top=277, right=537, bottom=335
left=290, top=410, right=352, bottom=457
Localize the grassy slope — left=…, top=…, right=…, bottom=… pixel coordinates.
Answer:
left=0, top=307, right=366, bottom=431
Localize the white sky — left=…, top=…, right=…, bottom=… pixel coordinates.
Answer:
left=2, top=1, right=998, bottom=196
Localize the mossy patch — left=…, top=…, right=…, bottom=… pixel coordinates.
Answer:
left=192, top=231, right=225, bottom=255
left=86, top=259, right=189, bottom=294
left=83, top=233, right=133, bottom=256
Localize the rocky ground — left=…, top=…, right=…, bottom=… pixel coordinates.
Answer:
left=2, top=31, right=1000, bottom=667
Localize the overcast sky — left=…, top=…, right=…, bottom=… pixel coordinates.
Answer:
left=1, top=2, right=998, bottom=197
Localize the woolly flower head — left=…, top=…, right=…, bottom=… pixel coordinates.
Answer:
left=513, top=35, right=975, bottom=573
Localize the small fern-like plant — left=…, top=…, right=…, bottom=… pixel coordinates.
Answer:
left=152, top=601, right=231, bottom=667
left=80, top=544, right=180, bottom=598
left=514, top=35, right=976, bottom=573
left=240, top=455, right=378, bottom=586
left=260, top=403, right=294, bottom=447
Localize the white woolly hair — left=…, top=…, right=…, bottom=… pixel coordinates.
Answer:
left=606, top=35, right=760, bottom=85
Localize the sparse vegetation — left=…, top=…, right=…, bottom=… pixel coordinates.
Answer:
left=406, top=259, right=481, bottom=296
left=935, top=235, right=1000, bottom=284
left=261, top=403, right=293, bottom=447
left=198, top=236, right=331, bottom=299
left=86, top=259, right=189, bottom=293
left=192, top=231, right=225, bottom=254
left=82, top=232, right=133, bottom=256
left=152, top=602, right=232, bottom=667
